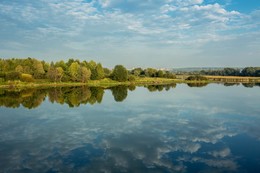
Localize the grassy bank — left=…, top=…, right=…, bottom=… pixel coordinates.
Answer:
left=0, top=77, right=181, bottom=89
left=204, top=75, right=260, bottom=83
left=1, top=76, right=259, bottom=89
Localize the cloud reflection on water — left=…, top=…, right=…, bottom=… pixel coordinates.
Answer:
left=0, top=84, right=260, bottom=172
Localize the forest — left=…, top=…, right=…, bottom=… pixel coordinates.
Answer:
left=0, top=58, right=176, bottom=83
left=199, top=67, right=260, bottom=77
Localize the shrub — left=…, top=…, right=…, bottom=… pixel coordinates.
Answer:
left=186, top=75, right=207, bottom=81
left=6, top=72, right=21, bottom=80
left=128, top=75, right=136, bottom=82
left=0, top=78, right=5, bottom=83
left=20, top=73, right=34, bottom=82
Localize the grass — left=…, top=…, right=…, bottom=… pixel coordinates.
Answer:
left=0, top=75, right=259, bottom=89
left=0, top=77, right=178, bottom=89
left=204, top=75, right=260, bottom=83
left=0, top=80, right=86, bottom=89
left=87, top=77, right=177, bottom=88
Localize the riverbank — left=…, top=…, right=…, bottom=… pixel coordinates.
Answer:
left=0, top=77, right=179, bottom=89
left=176, top=75, right=260, bottom=83
left=204, top=75, right=260, bottom=83
left=0, top=76, right=259, bottom=89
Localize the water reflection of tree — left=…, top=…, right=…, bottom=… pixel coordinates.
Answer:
left=145, top=83, right=176, bottom=92
left=187, top=83, right=208, bottom=87
left=223, top=83, right=260, bottom=88
left=21, top=89, right=47, bottom=109
left=89, top=87, right=104, bottom=105
left=0, top=89, right=47, bottom=109
left=223, top=83, right=240, bottom=87
left=111, top=86, right=128, bottom=102
left=128, top=85, right=136, bottom=91
left=242, top=83, right=260, bottom=88
left=48, top=87, right=103, bottom=107
left=0, top=86, right=106, bottom=109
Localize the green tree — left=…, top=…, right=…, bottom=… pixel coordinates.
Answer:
left=55, top=60, right=67, bottom=70
left=47, top=63, right=60, bottom=82
left=131, top=68, right=143, bottom=76
left=81, top=67, right=91, bottom=82
left=145, top=68, right=157, bottom=77
left=20, top=73, right=34, bottom=82
left=56, top=67, right=64, bottom=82
left=69, top=62, right=81, bottom=81
left=15, top=65, right=24, bottom=73
left=6, top=72, right=21, bottom=80
left=103, top=68, right=111, bottom=77
left=95, top=63, right=105, bottom=80
left=157, top=70, right=164, bottom=77
left=111, top=65, right=128, bottom=82
left=32, top=59, right=45, bottom=79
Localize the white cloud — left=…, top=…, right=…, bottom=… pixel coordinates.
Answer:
left=0, top=0, right=259, bottom=66
left=209, top=148, right=231, bottom=158
left=46, top=0, right=99, bottom=19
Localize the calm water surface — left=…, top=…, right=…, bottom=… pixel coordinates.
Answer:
left=0, top=84, right=260, bottom=173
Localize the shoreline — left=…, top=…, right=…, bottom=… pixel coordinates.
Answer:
left=0, top=76, right=259, bottom=90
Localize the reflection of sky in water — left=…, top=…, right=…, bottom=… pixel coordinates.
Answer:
left=0, top=84, right=260, bottom=172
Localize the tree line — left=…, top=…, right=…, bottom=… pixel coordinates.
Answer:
left=0, top=58, right=176, bottom=83
left=200, top=67, right=260, bottom=77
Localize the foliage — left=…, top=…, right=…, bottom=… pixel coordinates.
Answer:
left=111, top=65, right=128, bottom=82
left=93, top=63, right=105, bottom=80
left=111, top=86, right=128, bottom=102
left=187, top=83, right=208, bottom=87
left=1, top=58, right=259, bottom=84
left=69, top=62, right=81, bottom=81
left=186, top=75, right=207, bottom=81
left=200, top=67, right=260, bottom=77
left=130, top=67, right=176, bottom=79
left=47, top=63, right=61, bottom=82
left=128, top=75, right=136, bottom=82
left=0, top=58, right=97, bottom=82
left=81, top=67, right=91, bottom=82
left=103, top=68, right=111, bottom=77
left=241, top=67, right=260, bottom=77
left=6, top=72, right=21, bottom=80
left=20, top=73, right=34, bottom=82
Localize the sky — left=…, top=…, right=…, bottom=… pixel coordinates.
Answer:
left=0, top=0, right=259, bottom=68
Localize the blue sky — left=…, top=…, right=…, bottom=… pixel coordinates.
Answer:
left=0, top=0, right=259, bottom=68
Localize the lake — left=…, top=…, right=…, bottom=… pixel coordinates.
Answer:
left=0, top=83, right=260, bottom=173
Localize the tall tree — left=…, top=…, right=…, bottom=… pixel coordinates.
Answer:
left=32, top=59, right=45, bottom=79
left=47, top=63, right=57, bottom=82
left=81, top=67, right=91, bottom=82
left=95, top=63, right=105, bottom=80
left=69, top=62, right=81, bottom=81
left=111, top=65, right=128, bottom=82
left=15, top=65, right=24, bottom=73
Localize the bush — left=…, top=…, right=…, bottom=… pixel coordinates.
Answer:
left=186, top=75, right=207, bottom=81
left=0, top=72, right=6, bottom=78
left=6, top=72, right=21, bottom=80
left=20, top=73, right=34, bottom=82
left=128, top=75, right=136, bottom=82
left=0, top=78, right=5, bottom=83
